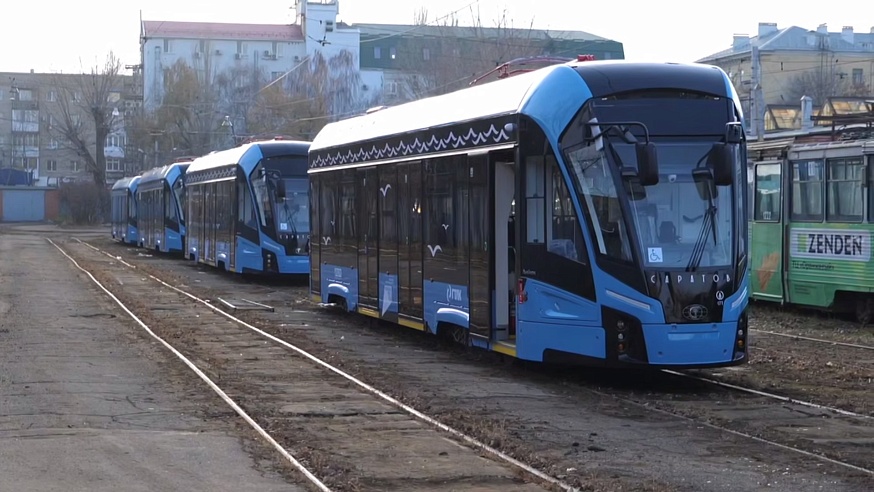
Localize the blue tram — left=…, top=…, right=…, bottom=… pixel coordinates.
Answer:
left=308, top=59, right=749, bottom=368
left=136, top=160, right=192, bottom=254
left=110, top=175, right=141, bottom=246
left=185, top=139, right=311, bottom=274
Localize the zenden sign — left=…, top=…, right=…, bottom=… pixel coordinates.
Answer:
left=790, top=228, right=871, bottom=262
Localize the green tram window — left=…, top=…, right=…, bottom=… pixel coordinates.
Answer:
left=790, top=160, right=824, bottom=222
left=826, top=157, right=864, bottom=223
left=754, top=163, right=781, bottom=222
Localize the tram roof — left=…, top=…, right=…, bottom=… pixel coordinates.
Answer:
left=310, top=64, right=567, bottom=154
left=138, top=161, right=191, bottom=185
left=310, top=60, right=734, bottom=156
left=111, top=175, right=140, bottom=191
left=186, top=140, right=310, bottom=174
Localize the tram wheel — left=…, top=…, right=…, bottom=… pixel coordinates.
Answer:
left=854, top=297, right=873, bottom=327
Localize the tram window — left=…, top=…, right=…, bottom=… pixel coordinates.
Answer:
left=164, top=188, right=177, bottom=223
left=338, top=169, right=357, bottom=260
left=754, top=163, right=781, bottom=222
left=790, top=160, right=823, bottom=221
left=525, top=156, right=545, bottom=244
left=319, top=173, right=337, bottom=252
left=128, top=193, right=137, bottom=220
left=827, top=157, right=863, bottom=222
left=237, top=180, right=256, bottom=228
left=220, top=181, right=233, bottom=234
left=425, top=156, right=458, bottom=256
left=566, top=145, right=633, bottom=262
left=549, top=159, right=586, bottom=264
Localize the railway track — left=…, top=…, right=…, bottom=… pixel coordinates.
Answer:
left=580, top=382, right=873, bottom=476
left=662, top=369, right=871, bottom=419
left=534, top=356, right=874, bottom=478
left=751, top=329, right=874, bottom=351
left=53, top=238, right=572, bottom=492
left=74, top=237, right=874, bottom=488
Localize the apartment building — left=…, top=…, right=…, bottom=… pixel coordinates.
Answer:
left=1, top=71, right=132, bottom=186
left=698, top=23, right=874, bottom=134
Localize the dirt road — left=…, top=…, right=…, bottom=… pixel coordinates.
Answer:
left=0, top=230, right=302, bottom=491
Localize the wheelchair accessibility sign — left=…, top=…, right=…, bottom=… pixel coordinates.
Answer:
left=648, top=247, right=663, bottom=263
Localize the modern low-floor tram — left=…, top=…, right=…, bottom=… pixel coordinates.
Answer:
left=309, top=59, right=750, bottom=368
left=110, top=175, right=141, bottom=246
left=185, top=139, right=311, bottom=275
left=136, top=160, right=191, bottom=254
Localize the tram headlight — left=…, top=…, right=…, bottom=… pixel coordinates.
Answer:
left=734, top=310, right=749, bottom=358
left=263, top=250, right=278, bottom=273
left=601, top=306, right=646, bottom=363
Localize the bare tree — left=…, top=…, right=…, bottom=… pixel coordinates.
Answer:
left=394, top=8, right=544, bottom=101
left=127, top=60, right=238, bottom=166
left=48, top=52, right=124, bottom=185
left=132, top=49, right=374, bottom=159
left=245, top=83, right=317, bottom=140
left=247, top=50, right=377, bottom=140
left=785, top=44, right=872, bottom=107
left=155, top=60, right=226, bottom=155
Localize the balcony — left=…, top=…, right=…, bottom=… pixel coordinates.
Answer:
left=104, top=145, right=125, bottom=159
left=11, top=100, right=39, bottom=111
left=12, top=121, right=39, bottom=132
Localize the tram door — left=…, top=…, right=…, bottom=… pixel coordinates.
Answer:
left=468, top=152, right=491, bottom=341
left=397, top=162, right=424, bottom=320
left=750, top=161, right=785, bottom=301
left=357, top=167, right=379, bottom=308
left=491, top=150, right=517, bottom=342
left=228, top=180, right=236, bottom=272
left=205, top=183, right=216, bottom=263
left=461, top=149, right=517, bottom=343
left=378, top=166, right=399, bottom=323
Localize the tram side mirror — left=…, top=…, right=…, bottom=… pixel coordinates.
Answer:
left=725, top=122, right=744, bottom=144
left=635, top=142, right=659, bottom=186
left=707, top=142, right=734, bottom=186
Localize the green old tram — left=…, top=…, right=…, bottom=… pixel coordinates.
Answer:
left=748, top=125, right=874, bottom=322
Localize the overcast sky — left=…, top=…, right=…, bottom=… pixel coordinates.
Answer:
left=3, top=0, right=872, bottom=74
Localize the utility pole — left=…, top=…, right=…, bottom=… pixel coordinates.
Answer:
left=750, top=45, right=765, bottom=141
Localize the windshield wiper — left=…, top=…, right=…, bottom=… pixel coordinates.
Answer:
left=686, top=204, right=717, bottom=271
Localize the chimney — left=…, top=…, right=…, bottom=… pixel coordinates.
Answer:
left=841, top=26, right=854, bottom=44
left=758, top=22, right=778, bottom=38
left=817, top=23, right=828, bottom=34
left=801, top=95, right=814, bottom=131
left=733, top=34, right=750, bottom=50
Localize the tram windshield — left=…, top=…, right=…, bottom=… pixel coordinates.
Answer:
left=567, top=141, right=735, bottom=269
left=172, top=177, right=185, bottom=224
left=275, top=178, right=310, bottom=236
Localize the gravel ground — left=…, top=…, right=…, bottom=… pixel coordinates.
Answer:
left=0, top=227, right=303, bottom=492
left=67, top=230, right=873, bottom=492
